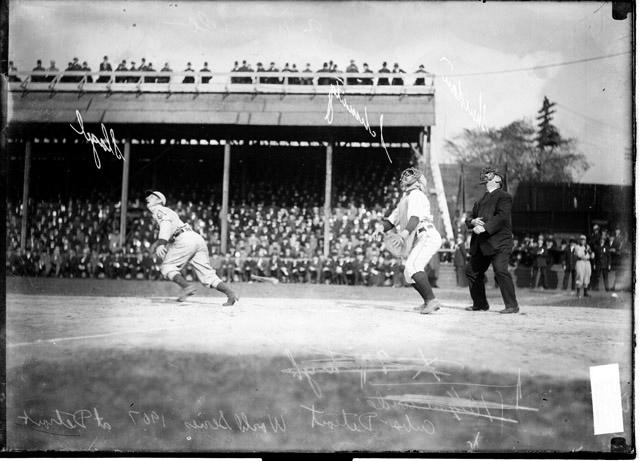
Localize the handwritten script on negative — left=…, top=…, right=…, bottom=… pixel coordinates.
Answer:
left=69, top=110, right=124, bottom=169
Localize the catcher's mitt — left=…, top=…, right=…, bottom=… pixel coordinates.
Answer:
left=384, top=232, right=406, bottom=258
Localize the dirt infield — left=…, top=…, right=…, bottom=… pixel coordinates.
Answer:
left=6, top=276, right=632, bottom=308
left=5, top=278, right=635, bottom=453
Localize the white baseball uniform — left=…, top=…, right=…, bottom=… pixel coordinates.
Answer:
left=152, top=205, right=221, bottom=287
left=387, top=188, right=442, bottom=283
left=574, top=244, right=592, bottom=288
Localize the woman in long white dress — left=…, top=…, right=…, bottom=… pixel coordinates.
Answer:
left=574, top=235, right=594, bottom=298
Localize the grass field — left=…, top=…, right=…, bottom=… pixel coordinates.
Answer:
left=5, top=278, right=635, bottom=454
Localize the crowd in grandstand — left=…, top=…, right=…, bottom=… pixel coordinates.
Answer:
left=5, top=195, right=442, bottom=287
left=6, top=188, right=629, bottom=293
left=10, top=57, right=432, bottom=86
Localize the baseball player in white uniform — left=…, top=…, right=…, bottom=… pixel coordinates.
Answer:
left=145, top=191, right=239, bottom=305
left=381, top=168, right=442, bottom=314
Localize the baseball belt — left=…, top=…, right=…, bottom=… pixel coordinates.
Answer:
left=170, top=224, right=192, bottom=242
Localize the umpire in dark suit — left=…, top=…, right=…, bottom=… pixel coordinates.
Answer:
left=464, top=167, right=519, bottom=314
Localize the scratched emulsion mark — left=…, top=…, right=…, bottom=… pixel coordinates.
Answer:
left=467, top=431, right=481, bottom=452
left=370, top=369, right=538, bottom=424
left=324, top=79, right=392, bottom=163
left=281, top=349, right=452, bottom=398
left=439, top=57, right=489, bottom=132
left=69, top=109, right=124, bottom=169
left=376, top=392, right=537, bottom=424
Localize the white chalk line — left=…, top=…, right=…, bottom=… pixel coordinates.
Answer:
left=7, top=324, right=190, bottom=348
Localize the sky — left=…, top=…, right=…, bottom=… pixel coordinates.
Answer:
left=8, top=1, right=634, bottom=185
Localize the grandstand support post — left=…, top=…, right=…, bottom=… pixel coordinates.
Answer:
left=423, top=127, right=454, bottom=241
left=221, top=142, right=230, bottom=255
left=323, top=142, right=333, bottom=258
left=119, top=140, right=131, bottom=248
left=20, top=140, right=32, bottom=251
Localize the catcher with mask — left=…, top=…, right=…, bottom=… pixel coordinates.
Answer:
left=380, top=167, right=442, bottom=314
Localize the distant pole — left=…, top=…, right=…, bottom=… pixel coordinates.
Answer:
left=20, top=140, right=32, bottom=251
left=423, top=127, right=430, bottom=170
left=461, top=162, right=466, bottom=214
left=221, top=142, right=231, bottom=254
left=503, top=162, right=509, bottom=192
left=323, top=142, right=333, bottom=258
left=119, top=140, right=131, bottom=248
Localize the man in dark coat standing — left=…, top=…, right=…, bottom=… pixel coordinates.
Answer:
left=464, top=167, right=519, bottom=314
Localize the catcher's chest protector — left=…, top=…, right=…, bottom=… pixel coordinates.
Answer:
left=397, top=196, right=410, bottom=231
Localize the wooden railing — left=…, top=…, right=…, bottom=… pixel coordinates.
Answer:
left=8, top=70, right=436, bottom=95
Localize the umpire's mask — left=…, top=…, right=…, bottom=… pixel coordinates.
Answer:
left=479, top=167, right=503, bottom=188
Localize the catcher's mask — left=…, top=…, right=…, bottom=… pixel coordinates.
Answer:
left=400, top=167, right=427, bottom=191
left=145, top=190, right=166, bottom=208
left=479, top=167, right=503, bottom=187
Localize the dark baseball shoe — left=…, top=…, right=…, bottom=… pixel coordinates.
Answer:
left=465, top=305, right=489, bottom=311
left=177, top=284, right=197, bottom=302
left=223, top=294, right=239, bottom=306
left=498, top=307, right=519, bottom=314
left=420, top=299, right=441, bottom=314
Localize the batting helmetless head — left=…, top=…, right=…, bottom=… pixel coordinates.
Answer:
left=145, top=190, right=166, bottom=207
left=400, top=167, right=426, bottom=191
left=479, top=167, right=503, bottom=187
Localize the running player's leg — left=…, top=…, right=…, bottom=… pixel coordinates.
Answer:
left=190, top=235, right=239, bottom=305
left=161, top=236, right=197, bottom=300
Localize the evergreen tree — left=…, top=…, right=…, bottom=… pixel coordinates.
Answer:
left=536, top=96, right=561, bottom=150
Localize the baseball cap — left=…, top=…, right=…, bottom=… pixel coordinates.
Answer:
left=145, top=190, right=166, bottom=206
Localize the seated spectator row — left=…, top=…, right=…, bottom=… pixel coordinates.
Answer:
left=5, top=195, right=420, bottom=286
left=9, top=57, right=432, bottom=86
left=229, top=59, right=431, bottom=85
